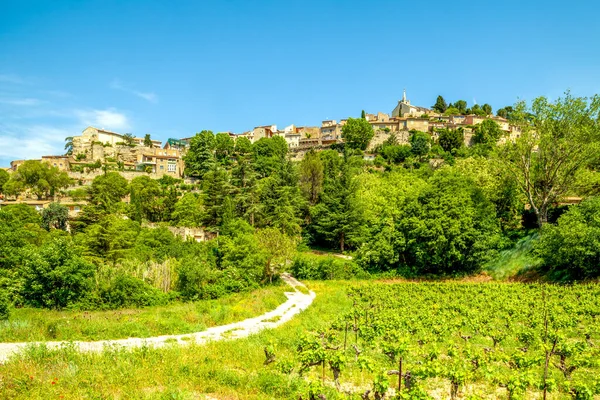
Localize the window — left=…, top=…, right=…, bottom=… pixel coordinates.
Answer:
left=160, top=165, right=164, bottom=170
left=168, top=162, right=176, bottom=172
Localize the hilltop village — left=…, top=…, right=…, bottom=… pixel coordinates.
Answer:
left=0, top=92, right=520, bottom=222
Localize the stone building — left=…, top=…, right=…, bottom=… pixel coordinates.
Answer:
left=391, top=90, right=433, bottom=117
left=41, top=155, right=70, bottom=171
left=136, top=147, right=184, bottom=177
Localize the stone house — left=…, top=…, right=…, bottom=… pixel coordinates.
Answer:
left=320, top=120, right=343, bottom=139
left=252, top=125, right=277, bottom=141
left=136, top=148, right=184, bottom=177
left=41, top=155, right=70, bottom=171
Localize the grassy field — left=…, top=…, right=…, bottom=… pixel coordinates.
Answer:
left=1, top=281, right=599, bottom=399
left=0, top=281, right=347, bottom=399
left=0, top=285, right=288, bottom=342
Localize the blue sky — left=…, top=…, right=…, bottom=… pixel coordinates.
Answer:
left=1, top=0, right=600, bottom=166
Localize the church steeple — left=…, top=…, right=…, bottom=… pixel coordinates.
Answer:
left=402, top=88, right=407, bottom=103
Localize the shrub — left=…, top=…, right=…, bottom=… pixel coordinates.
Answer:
left=290, top=254, right=368, bottom=280
left=101, top=274, right=168, bottom=308
left=0, top=292, right=11, bottom=321
left=536, top=197, right=600, bottom=279
left=19, top=238, right=95, bottom=309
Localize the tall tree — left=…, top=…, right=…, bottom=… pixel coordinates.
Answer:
left=41, top=203, right=69, bottom=231
left=0, top=169, right=9, bottom=194
left=143, top=134, right=153, bottom=147
left=202, top=165, right=232, bottom=228
left=299, top=149, right=324, bottom=206
left=122, top=133, right=135, bottom=146
left=310, top=150, right=365, bottom=252
left=437, top=129, right=464, bottom=153
left=454, top=100, right=468, bottom=114
left=255, top=227, right=298, bottom=283
left=341, top=117, right=374, bottom=151
left=409, top=131, right=431, bottom=158
left=252, top=136, right=288, bottom=178
left=183, top=130, right=216, bottom=177
left=88, top=172, right=129, bottom=211
left=500, top=92, right=600, bottom=226
left=361, top=110, right=366, bottom=119
left=432, top=95, right=448, bottom=113
left=129, top=176, right=162, bottom=222
left=214, top=132, right=235, bottom=165
left=496, top=106, right=514, bottom=119
left=64, top=136, right=74, bottom=155
left=172, top=193, right=205, bottom=227
left=482, top=103, right=493, bottom=115
left=473, top=119, right=503, bottom=145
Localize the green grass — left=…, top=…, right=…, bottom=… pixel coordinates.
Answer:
left=484, top=232, right=543, bottom=279
left=0, top=285, right=288, bottom=342
left=0, top=281, right=350, bottom=400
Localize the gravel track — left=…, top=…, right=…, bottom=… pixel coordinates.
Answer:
left=0, top=273, right=315, bottom=363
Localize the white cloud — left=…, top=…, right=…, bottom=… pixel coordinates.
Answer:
left=75, top=108, right=130, bottom=130
left=0, top=98, right=42, bottom=106
left=110, top=79, right=158, bottom=103
left=0, top=124, right=75, bottom=161
left=0, top=74, right=26, bottom=84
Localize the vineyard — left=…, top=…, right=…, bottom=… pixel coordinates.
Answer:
left=283, top=283, right=600, bottom=399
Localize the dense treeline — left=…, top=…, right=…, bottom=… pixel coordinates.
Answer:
left=1, top=92, right=599, bottom=315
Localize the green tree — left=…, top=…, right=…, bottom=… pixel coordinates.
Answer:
left=444, top=107, right=461, bottom=116
left=500, top=92, right=600, bottom=226
left=172, top=193, right=205, bottom=227
left=403, top=170, right=501, bottom=274
left=41, top=203, right=69, bottom=231
left=122, top=133, right=135, bottom=146
left=76, top=215, right=140, bottom=264
left=20, top=237, right=95, bottom=309
left=0, top=169, right=9, bottom=193
left=183, top=130, right=215, bottom=177
left=88, top=172, right=129, bottom=211
left=473, top=119, right=503, bottom=145
left=129, top=176, right=162, bottom=222
left=143, top=134, right=153, bottom=147
left=437, top=129, right=464, bottom=153
left=252, top=136, right=288, bottom=178
left=535, top=197, right=600, bottom=279
left=255, top=227, right=298, bottom=283
left=496, top=106, right=514, bottom=119
left=7, top=160, right=71, bottom=199
left=256, top=160, right=304, bottom=236
left=299, top=149, right=324, bottom=206
left=341, top=117, right=374, bottom=151
left=214, top=132, right=235, bottom=165
left=202, top=165, right=232, bottom=228
left=234, top=136, right=253, bottom=155
left=409, top=131, right=431, bottom=158
left=64, top=136, right=74, bottom=155
left=310, top=150, right=365, bottom=252
left=381, top=145, right=412, bottom=164
left=454, top=100, right=468, bottom=114
left=482, top=103, right=493, bottom=115
left=432, top=95, right=448, bottom=113
left=468, top=104, right=486, bottom=116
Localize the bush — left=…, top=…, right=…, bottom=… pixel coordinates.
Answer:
left=19, top=238, right=95, bottom=309
left=290, top=254, right=368, bottom=280
left=0, top=292, right=11, bottom=321
left=101, top=274, right=168, bottom=308
left=536, top=197, right=600, bottom=279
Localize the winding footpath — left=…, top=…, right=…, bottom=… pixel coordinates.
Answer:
left=0, top=273, right=315, bottom=363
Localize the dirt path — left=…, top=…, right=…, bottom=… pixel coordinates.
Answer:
left=0, top=274, right=315, bottom=363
